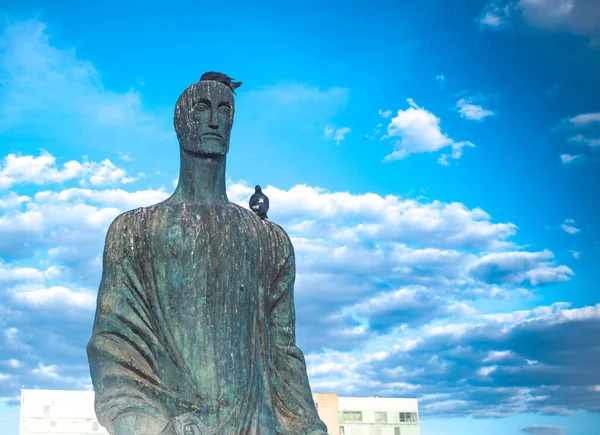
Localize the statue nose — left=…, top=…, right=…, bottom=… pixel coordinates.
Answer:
left=208, top=110, right=218, bottom=129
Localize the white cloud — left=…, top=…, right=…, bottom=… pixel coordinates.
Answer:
left=35, top=186, right=169, bottom=210
left=561, top=222, right=581, bottom=234
left=117, top=151, right=133, bottom=162
left=480, top=12, right=506, bottom=27
left=468, top=250, right=574, bottom=285
left=11, top=285, right=96, bottom=310
left=445, top=302, right=478, bottom=317
left=569, top=250, right=581, bottom=260
left=31, top=363, right=79, bottom=385
left=555, top=113, right=600, bottom=160
left=0, top=169, right=589, bottom=417
left=484, top=350, right=516, bottom=363
left=382, top=99, right=475, bottom=163
left=437, top=154, right=450, bottom=166
left=32, top=363, right=61, bottom=380
left=0, top=152, right=170, bottom=268
left=568, top=134, right=600, bottom=147
left=87, top=159, right=143, bottom=186
left=0, top=192, right=30, bottom=209
left=323, top=125, right=352, bottom=145
left=0, top=151, right=143, bottom=190
left=0, top=262, right=45, bottom=284
left=4, top=328, right=19, bottom=346
left=378, top=109, right=392, bottom=118
left=560, top=153, right=580, bottom=164
left=568, top=112, right=600, bottom=126
left=479, top=0, right=600, bottom=43
left=0, top=200, right=120, bottom=234
left=227, top=182, right=517, bottom=251
left=520, top=424, right=567, bottom=435
left=477, top=365, right=498, bottom=377
left=456, top=98, right=496, bottom=121
left=0, top=373, right=13, bottom=382
left=436, top=73, right=447, bottom=83
left=516, top=0, right=599, bottom=41
left=1, top=359, right=20, bottom=369
left=0, top=151, right=82, bottom=189
left=478, top=1, right=513, bottom=27
left=0, top=20, right=173, bottom=150
left=353, top=286, right=444, bottom=330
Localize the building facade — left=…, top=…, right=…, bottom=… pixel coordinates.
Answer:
left=19, top=389, right=419, bottom=435
left=313, top=393, right=420, bottom=435
left=19, top=389, right=107, bottom=435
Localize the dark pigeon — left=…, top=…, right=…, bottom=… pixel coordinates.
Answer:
left=199, top=72, right=242, bottom=94
left=249, top=185, right=269, bottom=220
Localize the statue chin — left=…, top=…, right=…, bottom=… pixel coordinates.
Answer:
left=181, top=138, right=229, bottom=157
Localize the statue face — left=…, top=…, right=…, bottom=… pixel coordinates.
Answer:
left=174, top=80, right=234, bottom=157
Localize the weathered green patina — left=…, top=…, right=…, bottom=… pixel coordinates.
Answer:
left=87, top=73, right=327, bottom=435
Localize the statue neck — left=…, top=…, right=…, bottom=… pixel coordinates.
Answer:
left=172, top=150, right=229, bottom=204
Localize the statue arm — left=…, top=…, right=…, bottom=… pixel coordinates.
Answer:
left=87, top=215, right=172, bottom=434
left=268, top=230, right=328, bottom=435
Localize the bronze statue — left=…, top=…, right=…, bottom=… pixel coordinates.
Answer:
left=87, top=73, right=327, bottom=435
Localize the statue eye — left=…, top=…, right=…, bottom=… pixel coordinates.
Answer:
left=194, top=103, right=208, bottom=112
left=218, top=106, right=230, bottom=114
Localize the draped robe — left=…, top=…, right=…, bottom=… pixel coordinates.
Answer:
left=87, top=201, right=326, bottom=434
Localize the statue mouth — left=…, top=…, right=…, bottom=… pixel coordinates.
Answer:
left=202, top=132, right=223, bottom=138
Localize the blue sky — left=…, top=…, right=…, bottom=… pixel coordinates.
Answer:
left=0, top=1, right=599, bottom=434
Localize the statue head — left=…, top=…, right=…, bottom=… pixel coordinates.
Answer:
left=174, top=72, right=242, bottom=157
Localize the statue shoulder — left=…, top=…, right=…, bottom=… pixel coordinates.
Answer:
left=262, top=220, right=294, bottom=256
left=228, top=202, right=294, bottom=252
left=107, top=207, right=141, bottom=233
left=105, top=205, right=160, bottom=243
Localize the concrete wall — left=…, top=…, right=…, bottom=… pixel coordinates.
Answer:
left=313, top=392, right=340, bottom=435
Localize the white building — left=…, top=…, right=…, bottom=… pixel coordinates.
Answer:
left=19, top=389, right=107, bottom=435
left=339, top=396, right=419, bottom=435
left=313, top=393, right=420, bottom=435
left=19, top=389, right=419, bottom=435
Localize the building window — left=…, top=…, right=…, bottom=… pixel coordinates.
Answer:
left=398, top=412, right=418, bottom=423
left=342, top=411, right=363, bottom=422
left=394, top=427, right=401, bottom=435
left=375, top=412, right=388, bottom=423
left=93, top=422, right=100, bottom=431
left=340, top=427, right=345, bottom=435
left=50, top=421, right=57, bottom=427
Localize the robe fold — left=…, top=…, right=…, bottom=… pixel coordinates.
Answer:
left=87, top=202, right=326, bottom=435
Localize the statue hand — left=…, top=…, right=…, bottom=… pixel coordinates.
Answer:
left=114, top=413, right=172, bottom=435
left=159, top=422, right=177, bottom=435
left=170, top=413, right=207, bottom=435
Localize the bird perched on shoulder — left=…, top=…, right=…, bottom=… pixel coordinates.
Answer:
left=249, top=185, right=269, bottom=220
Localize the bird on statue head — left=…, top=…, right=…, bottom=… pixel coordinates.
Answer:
left=199, top=71, right=242, bottom=94
left=249, top=185, right=269, bottom=220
